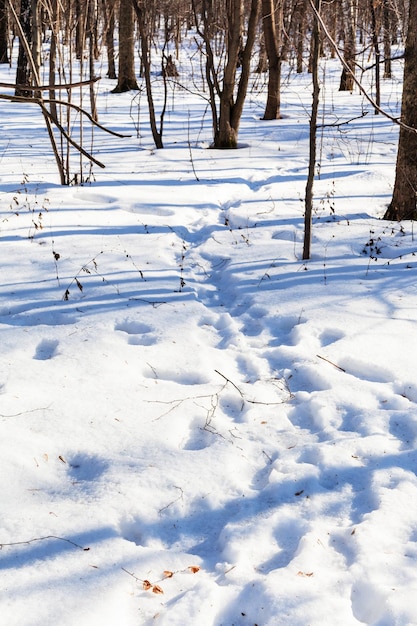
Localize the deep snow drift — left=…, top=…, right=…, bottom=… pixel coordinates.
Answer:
left=1, top=48, right=417, bottom=626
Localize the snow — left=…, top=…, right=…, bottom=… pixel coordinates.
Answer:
left=1, top=50, right=417, bottom=626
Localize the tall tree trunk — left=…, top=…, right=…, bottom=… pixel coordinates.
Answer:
left=48, top=0, right=58, bottom=121
left=15, top=0, right=32, bottom=96
left=0, top=0, right=9, bottom=63
left=112, top=0, right=138, bottom=92
left=384, top=0, right=417, bottom=221
left=369, top=0, right=380, bottom=113
left=132, top=0, right=164, bottom=148
left=103, top=0, right=116, bottom=79
left=75, top=0, right=84, bottom=59
left=303, top=0, right=321, bottom=259
left=261, top=0, right=282, bottom=119
left=339, top=0, right=357, bottom=91
left=382, top=0, right=392, bottom=78
left=295, top=0, right=307, bottom=72
left=87, top=0, right=98, bottom=120
left=215, top=0, right=260, bottom=147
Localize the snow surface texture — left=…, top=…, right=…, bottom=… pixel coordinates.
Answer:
left=1, top=52, right=417, bottom=626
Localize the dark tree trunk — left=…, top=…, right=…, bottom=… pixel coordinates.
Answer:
left=131, top=0, right=165, bottom=148
left=384, top=0, right=417, bottom=221
left=111, top=0, right=138, bottom=92
left=214, top=0, right=260, bottom=148
left=339, top=0, right=357, bottom=91
left=369, top=0, right=380, bottom=113
left=0, top=0, right=9, bottom=63
left=382, top=0, right=392, bottom=78
left=15, top=0, right=32, bottom=96
left=303, top=0, right=321, bottom=260
left=296, top=0, right=306, bottom=73
left=261, top=0, right=282, bottom=120
left=102, top=0, right=116, bottom=79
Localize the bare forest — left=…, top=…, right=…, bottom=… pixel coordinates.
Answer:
left=0, top=1, right=414, bottom=227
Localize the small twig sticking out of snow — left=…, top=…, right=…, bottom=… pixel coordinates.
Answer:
left=316, top=354, right=346, bottom=372
left=0, top=535, right=90, bottom=551
left=188, top=110, right=200, bottom=182
left=214, top=369, right=245, bottom=410
left=158, top=486, right=184, bottom=515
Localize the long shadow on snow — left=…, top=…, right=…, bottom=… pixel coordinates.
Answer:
left=122, top=446, right=417, bottom=574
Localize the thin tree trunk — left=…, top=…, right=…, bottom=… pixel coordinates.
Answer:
left=261, top=0, right=282, bottom=120
left=339, top=0, right=357, bottom=91
left=131, top=0, right=164, bottom=148
left=48, top=0, right=58, bottom=121
left=382, top=0, right=392, bottom=78
left=15, top=0, right=32, bottom=96
left=303, top=0, right=321, bottom=260
left=103, top=0, right=116, bottom=79
left=369, top=0, right=380, bottom=113
left=0, top=0, right=9, bottom=63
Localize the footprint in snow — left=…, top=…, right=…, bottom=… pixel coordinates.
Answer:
left=115, top=319, right=157, bottom=346
left=34, top=338, right=59, bottom=360
left=68, top=453, right=108, bottom=482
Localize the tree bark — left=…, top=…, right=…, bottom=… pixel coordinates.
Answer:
left=261, top=0, right=282, bottom=120
left=102, top=0, right=116, bottom=79
left=15, top=0, right=32, bottom=96
left=111, top=0, right=139, bottom=92
left=303, top=0, right=321, bottom=259
left=384, top=0, right=417, bottom=221
left=339, top=0, right=357, bottom=91
left=0, top=0, right=9, bottom=63
left=382, top=0, right=392, bottom=79
left=214, top=0, right=260, bottom=148
left=131, top=0, right=165, bottom=148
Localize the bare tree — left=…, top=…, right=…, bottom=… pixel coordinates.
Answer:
left=194, top=0, right=260, bottom=148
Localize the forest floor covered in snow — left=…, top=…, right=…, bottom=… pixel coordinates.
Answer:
left=1, top=50, right=417, bottom=625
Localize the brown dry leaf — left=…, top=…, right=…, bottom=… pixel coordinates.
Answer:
left=143, top=580, right=152, bottom=591
left=297, top=571, right=314, bottom=577
left=189, top=566, right=200, bottom=573
left=152, top=585, right=164, bottom=594
left=163, top=570, right=174, bottom=578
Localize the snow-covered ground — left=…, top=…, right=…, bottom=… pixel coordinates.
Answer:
left=1, top=46, right=417, bottom=626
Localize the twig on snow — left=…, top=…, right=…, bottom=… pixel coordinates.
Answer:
left=316, top=354, right=346, bottom=372
left=0, top=535, right=90, bottom=551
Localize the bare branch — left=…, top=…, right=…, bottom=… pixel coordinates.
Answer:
left=308, top=0, right=417, bottom=134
